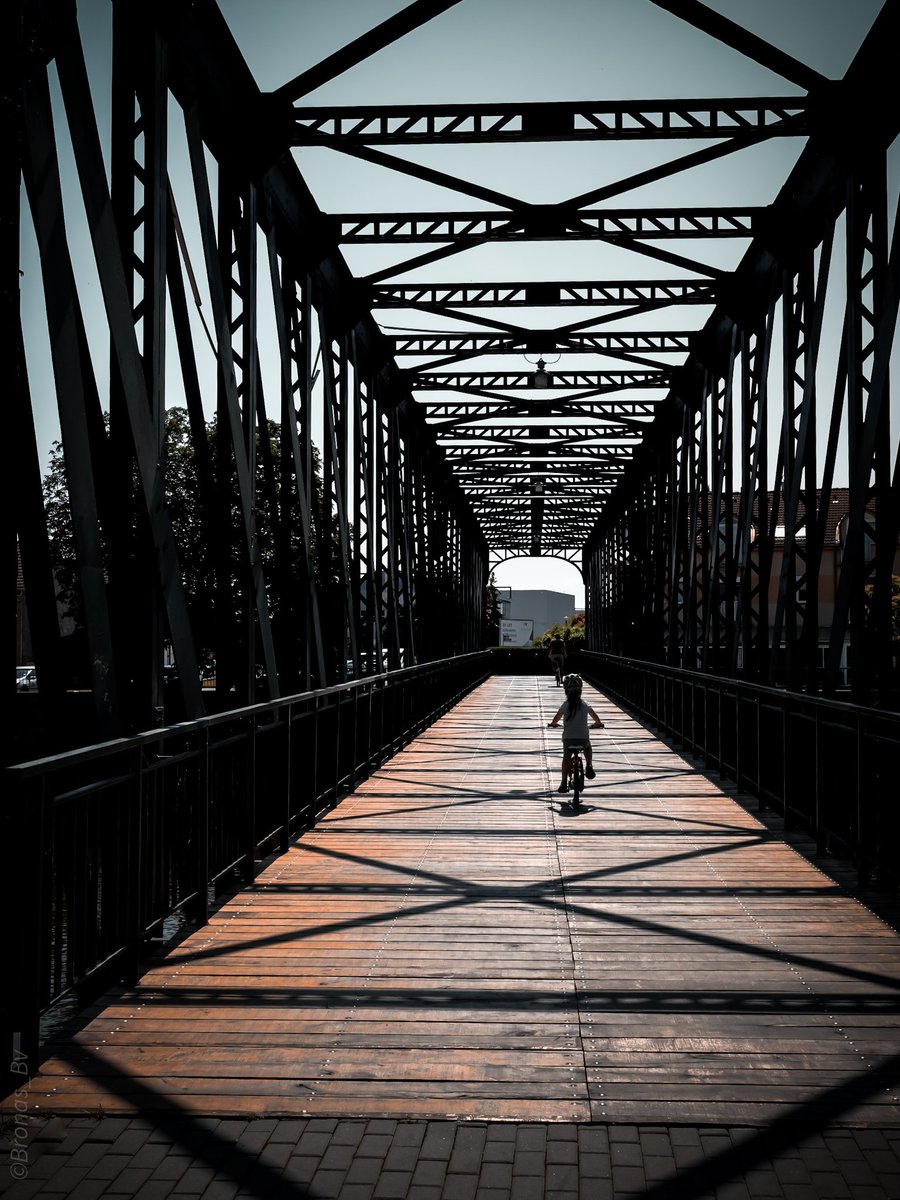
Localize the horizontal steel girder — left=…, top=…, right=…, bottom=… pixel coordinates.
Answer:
left=412, top=370, right=669, bottom=390
left=293, top=98, right=808, bottom=144
left=373, top=280, right=717, bottom=308
left=421, top=399, right=663, bottom=418
left=340, top=209, right=759, bottom=243
left=391, top=331, right=693, bottom=354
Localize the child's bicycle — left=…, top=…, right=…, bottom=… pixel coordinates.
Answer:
left=567, top=741, right=586, bottom=810
left=548, top=728, right=587, bottom=811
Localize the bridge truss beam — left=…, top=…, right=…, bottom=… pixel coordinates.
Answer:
left=13, top=0, right=487, bottom=746
left=584, top=2, right=900, bottom=706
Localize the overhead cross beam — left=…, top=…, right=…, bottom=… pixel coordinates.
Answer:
left=335, top=207, right=760, bottom=243
left=412, top=370, right=669, bottom=391
left=370, top=280, right=719, bottom=307
left=293, top=98, right=810, bottom=144
left=390, top=332, right=693, bottom=355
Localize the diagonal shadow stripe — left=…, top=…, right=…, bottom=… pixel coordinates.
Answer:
left=158, top=836, right=900, bottom=993
left=632, top=1054, right=900, bottom=1199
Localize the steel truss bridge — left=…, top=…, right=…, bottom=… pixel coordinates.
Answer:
left=10, top=0, right=900, bottom=751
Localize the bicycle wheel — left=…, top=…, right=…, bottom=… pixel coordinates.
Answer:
left=572, top=757, right=584, bottom=808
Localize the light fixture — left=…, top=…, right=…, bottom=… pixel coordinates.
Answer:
left=524, top=350, right=560, bottom=388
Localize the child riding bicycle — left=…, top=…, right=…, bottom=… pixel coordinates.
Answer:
left=547, top=635, right=567, bottom=685
left=547, top=673, right=604, bottom=794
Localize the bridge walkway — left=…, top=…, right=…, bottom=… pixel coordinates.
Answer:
left=4, top=674, right=900, bottom=1196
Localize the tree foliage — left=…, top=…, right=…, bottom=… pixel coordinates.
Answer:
left=42, top=407, right=338, bottom=664
left=534, top=611, right=585, bottom=650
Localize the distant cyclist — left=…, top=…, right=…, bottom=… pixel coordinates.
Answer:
left=547, top=634, right=567, bottom=685
left=548, top=673, right=604, bottom=793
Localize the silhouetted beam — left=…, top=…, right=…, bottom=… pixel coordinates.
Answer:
left=273, top=0, right=463, bottom=102
left=391, top=332, right=693, bottom=354
left=648, top=0, right=828, bottom=92
left=372, top=280, right=717, bottom=306
left=337, top=208, right=759, bottom=242
left=293, top=98, right=809, bottom=143
left=413, top=371, right=669, bottom=390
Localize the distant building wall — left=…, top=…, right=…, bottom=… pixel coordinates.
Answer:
left=505, top=590, right=576, bottom=639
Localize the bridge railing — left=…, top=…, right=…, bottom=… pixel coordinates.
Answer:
left=4, top=652, right=490, bottom=1089
left=580, top=651, right=900, bottom=891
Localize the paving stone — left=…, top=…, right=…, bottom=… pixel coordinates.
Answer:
left=545, top=1139, right=577, bottom=1165
left=257, top=1143, right=292, bottom=1170
left=853, top=1130, right=891, bottom=1151
left=742, top=1167, right=782, bottom=1197
left=608, top=1127, right=639, bottom=1145
left=134, top=1183, right=177, bottom=1200
left=320, top=1144, right=358, bottom=1172
left=780, top=1185, right=821, bottom=1200
left=130, top=1145, right=171, bottom=1170
left=420, top=1124, right=455, bottom=1161
left=345, top=1157, right=385, bottom=1185
left=373, top=1170, right=414, bottom=1198
left=412, top=1157, right=448, bottom=1188
left=266, top=1120, right=308, bottom=1144
left=576, top=1128, right=608, bottom=1155
left=642, top=1154, right=677, bottom=1183
left=64, top=1180, right=110, bottom=1200
left=515, top=1128, right=547, bottom=1153
left=508, top=1178, right=544, bottom=1200
left=92, top=1119, right=133, bottom=1142
left=383, top=1144, right=421, bottom=1172
left=715, top=1181, right=751, bottom=1200
left=312, top=1169, right=350, bottom=1196
left=89, top=1155, right=135, bottom=1182
left=393, top=1124, right=427, bottom=1149
left=773, top=1158, right=813, bottom=1184
left=513, top=1151, right=544, bottom=1177
left=639, top=1131, right=672, bottom=1158
left=442, top=1172, right=479, bottom=1200
left=610, top=1142, right=642, bottom=1167
left=577, top=1152, right=610, bottom=1180
left=112, top=1167, right=154, bottom=1193
left=150, top=1155, right=193, bottom=1182
left=481, top=1138, right=515, bottom=1164
left=449, top=1131, right=488, bottom=1175
left=69, top=1141, right=113, bottom=1167
left=610, top=1164, right=645, bottom=1194
left=281, top=1156, right=319, bottom=1185
left=807, top=1171, right=851, bottom=1198
left=545, top=1162, right=578, bottom=1192
left=356, top=1135, right=394, bottom=1159
left=338, top=1186, right=375, bottom=1200
left=478, top=1161, right=512, bottom=1189
left=295, top=1130, right=333, bottom=1158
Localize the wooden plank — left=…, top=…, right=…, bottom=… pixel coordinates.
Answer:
left=9, top=676, right=900, bottom=1125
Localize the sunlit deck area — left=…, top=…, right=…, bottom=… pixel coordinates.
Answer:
left=19, top=676, right=900, bottom=1128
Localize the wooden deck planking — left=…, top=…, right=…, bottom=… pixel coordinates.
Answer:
left=14, top=676, right=900, bottom=1124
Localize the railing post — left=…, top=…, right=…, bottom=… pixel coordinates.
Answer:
left=246, top=714, right=258, bottom=881
left=282, top=703, right=292, bottom=854
left=196, top=726, right=210, bottom=925
left=4, top=773, right=43, bottom=1097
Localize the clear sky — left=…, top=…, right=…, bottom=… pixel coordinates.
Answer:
left=22, top=0, right=895, bottom=613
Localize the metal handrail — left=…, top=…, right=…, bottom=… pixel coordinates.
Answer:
left=4, top=652, right=491, bottom=1090
left=580, top=650, right=900, bottom=891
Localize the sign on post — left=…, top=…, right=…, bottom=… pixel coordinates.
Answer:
left=500, top=619, right=534, bottom=647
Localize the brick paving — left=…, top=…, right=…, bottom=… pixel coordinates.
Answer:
left=3, top=1116, right=900, bottom=1197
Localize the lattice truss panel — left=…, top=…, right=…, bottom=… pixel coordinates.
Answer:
left=12, top=0, right=900, bottom=736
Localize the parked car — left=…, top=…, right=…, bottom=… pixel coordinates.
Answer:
left=16, top=665, right=38, bottom=691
